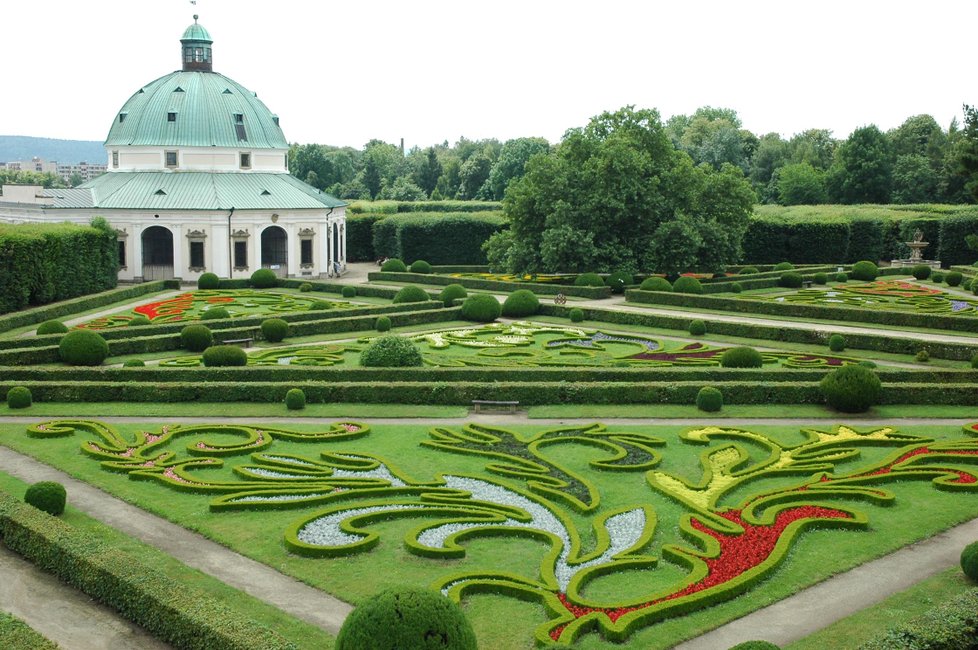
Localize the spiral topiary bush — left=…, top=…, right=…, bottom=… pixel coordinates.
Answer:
left=393, top=285, right=430, bottom=304
left=828, top=334, right=846, bottom=352
left=360, top=336, right=423, bottom=367
left=128, top=315, right=152, bottom=327
left=180, top=324, right=213, bottom=352
left=335, top=587, right=477, bottom=650
left=460, top=294, right=501, bottom=322
left=961, top=540, right=978, bottom=581
left=739, top=266, right=759, bottom=275
left=502, top=289, right=540, bottom=317
left=261, top=318, right=289, bottom=343
left=197, top=272, right=220, bottom=290
left=696, top=386, right=723, bottom=412
left=341, top=286, right=357, bottom=298
left=409, top=259, right=432, bottom=274
left=778, top=272, right=803, bottom=288
left=820, top=365, right=882, bottom=413
left=202, top=345, right=248, bottom=367
left=672, top=276, right=704, bottom=294
left=849, top=260, right=879, bottom=281
left=639, top=277, right=672, bottom=291
left=911, top=264, right=931, bottom=280
left=375, top=315, right=392, bottom=332
left=59, top=330, right=109, bottom=366
left=381, top=258, right=407, bottom=272
left=123, top=359, right=146, bottom=367
left=285, top=388, right=306, bottom=411
left=439, top=284, right=468, bottom=307
left=7, top=386, right=32, bottom=409
left=774, top=261, right=794, bottom=271
left=36, top=320, right=69, bottom=336
left=688, top=319, right=706, bottom=336
left=24, top=481, right=66, bottom=516
left=946, top=271, right=963, bottom=287
left=574, top=272, right=605, bottom=287
left=569, top=308, right=584, bottom=323
left=201, top=306, right=231, bottom=321
left=251, top=268, right=279, bottom=288
left=720, top=346, right=763, bottom=368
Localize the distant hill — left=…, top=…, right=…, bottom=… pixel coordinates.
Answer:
left=0, top=136, right=105, bottom=164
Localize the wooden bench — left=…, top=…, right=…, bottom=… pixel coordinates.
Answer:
left=220, top=337, right=253, bottom=348
left=471, top=399, right=519, bottom=413
left=802, top=280, right=813, bottom=289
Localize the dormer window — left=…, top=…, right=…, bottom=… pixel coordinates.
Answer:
left=234, top=113, right=243, bottom=124
left=118, top=113, right=127, bottom=124
left=112, top=151, right=119, bottom=168
left=233, top=114, right=247, bottom=142
left=167, top=112, right=177, bottom=122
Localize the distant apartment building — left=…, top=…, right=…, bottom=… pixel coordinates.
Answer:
left=0, top=157, right=106, bottom=184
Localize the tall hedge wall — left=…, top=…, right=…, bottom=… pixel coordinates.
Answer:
left=0, top=221, right=118, bottom=314
left=348, top=200, right=501, bottom=214
left=370, top=213, right=506, bottom=264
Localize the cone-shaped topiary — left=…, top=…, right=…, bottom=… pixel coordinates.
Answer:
left=849, top=260, right=879, bottom=281
left=336, top=587, right=477, bottom=650
left=961, top=540, right=978, bottom=581
left=439, top=284, right=468, bottom=307
left=381, top=258, right=407, bottom=272
left=261, top=318, right=289, bottom=343
left=342, top=286, right=357, bottom=298
left=201, top=306, right=231, bottom=320
left=202, top=345, right=248, bottom=367
left=639, top=277, right=672, bottom=291
left=820, top=365, right=881, bottom=413
left=720, top=346, right=763, bottom=368
left=251, top=268, right=279, bottom=288
left=393, top=285, right=430, bottom=304
left=460, top=294, right=501, bottom=322
left=197, top=272, right=220, bottom=289
left=128, top=315, right=151, bottom=327
left=181, top=324, right=213, bottom=352
left=688, top=319, right=706, bottom=336
left=25, top=481, right=66, bottom=516
left=696, top=386, right=723, bottom=412
left=672, top=276, right=704, bottom=294
left=574, top=273, right=604, bottom=287
left=285, top=388, right=306, bottom=410
left=360, top=336, right=423, bottom=367
left=7, top=386, right=32, bottom=409
left=409, top=259, right=432, bottom=274
left=59, top=330, right=109, bottom=366
left=375, top=315, right=392, bottom=332
left=502, top=290, right=540, bottom=317
left=36, top=320, right=69, bottom=336
left=569, top=308, right=584, bottom=323
left=828, top=334, right=846, bottom=352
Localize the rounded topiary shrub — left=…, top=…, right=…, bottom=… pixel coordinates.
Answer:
left=341, top=286, right=357, bottom=298
left=774, top=261, right=794, bottom=271
left=835, top=272, right=849, bottom=282
left=931, top=272, right=945, bottom=283
left=696, top=386, right=723, bottom=412
left=639, top=277, right=672, bottom=291
left=381, top=258, right=407, bottom=272
left=946, top=271, right=963, bottom=287
left=778, top=272, right=803, bottom=288
left=460, top=294, right=501, bottom=322
left=409, top=259, right=432, bottom=274
left=335, top=587, right=477, bottom=650
left=915, top=349, right=930, bottom=362
left=197, top=272, right=220, bottom=290
left=128, top=315, right=151, bottom=327
left=375, top=315, right=392, bottom=332
left=299, top=282, right=313, bottom=292
left=59, top=329, right=109, bottom=366
left=574, top=272, right=605, bottom=287
left=261, top=318, right=289, bottom=343
left=439, top=284, right=468, bottom=307
left=720, top=346, right=764, bottom=368
left=310, top=300, right=332, bottom=310
left=393, top=285, right=430, bottom=304
left=813, top=272, right=828, bottom=285
left=820, top=365, right=882, bottom=413
left=285, top=388, right=306, bottom=411
left=672, top=276, right=704, bottom=294
left=251, top=268, right=279, bottom=288
left=7, top=386, right=32, bottom=409
left=849, top=260, right=879, bottom=281
left=24, top=481, right=66, bottom=516
left=738, top=266, right=759, bottom=275
left=36, top=320, right=69, bottom=336
left=569, top=308, right=584, bottom=323
left=122, top=359, right=145, bottom=367
left=201, top=344, right=248, bottom=367
left=727, top=642, right=781, bottom=650
left=731, top=282, right=743, bottom=293
left=607, top=271, right=634, bottom=294
left=502, top=289, right=540, bottom=317
left=911, top=264, right=932, bottom=280
left=961, top=540, right=978, bottom=581
left=181, top=324, right=213, bottom=352
left=201, top=306, right=231, bottom=320
left=360, top=336, right=423, bottom=367
left=828, top=334, right=846, bottom=352
left=688, top=319, right=707, bottom=336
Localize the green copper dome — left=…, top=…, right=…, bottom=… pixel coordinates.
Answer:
left=181, top=16, right=212, bottom=43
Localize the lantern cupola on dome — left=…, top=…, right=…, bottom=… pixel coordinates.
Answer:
left=181, top=15, right=213, bottom=72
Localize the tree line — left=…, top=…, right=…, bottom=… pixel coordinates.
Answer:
left=290, top=105, right=978, bottom=206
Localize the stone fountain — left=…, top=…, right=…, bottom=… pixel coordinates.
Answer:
left=890, top=229, right=941, bottom=269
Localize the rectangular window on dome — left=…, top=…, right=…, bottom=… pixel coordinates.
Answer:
left=165, top=151, right=178, bottom=168
left=239, top=153, right=251, bottom=169
left=112, top=151, right=119, bottom=168
left=167, top=112, right=177, bottom=122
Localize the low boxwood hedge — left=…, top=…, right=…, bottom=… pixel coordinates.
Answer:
left=367, top=271, right=611, bottom=299
left=860, top=588, right=978, bottom=650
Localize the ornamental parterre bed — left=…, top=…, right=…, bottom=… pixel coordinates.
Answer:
left=10, top=419, right=978, bottom=648
left=752, top=279, right=978, bottom=316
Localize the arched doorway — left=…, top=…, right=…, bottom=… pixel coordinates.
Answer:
left=141, top=226, right=174, bottom=280
left=261, top=225, right=288, bottom=277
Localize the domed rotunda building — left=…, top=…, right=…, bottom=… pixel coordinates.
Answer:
left=0, top=16, right=346, bottom=282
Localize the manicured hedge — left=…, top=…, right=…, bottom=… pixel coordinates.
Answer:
left=0, top=281, right=169, bottom=333
left=370, top=213, right=506, bottom=264
left=367, top=271, right=611, bottom=299
left=0, top=612, right=58, bottom=650
left=348, top=200, right=501, bottom=214
left=0, top=490, right=295, bottom=650
left=346, top=213, right=387, bottom=262
left=860, top=588, right=978, bottom=650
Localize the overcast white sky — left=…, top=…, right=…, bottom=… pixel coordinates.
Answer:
left=3, top=0, right=975, bottom=150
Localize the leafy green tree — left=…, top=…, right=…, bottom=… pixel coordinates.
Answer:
left=485, top=137, right=550, bottom=200
left=378, top=177, right=426, bottom=201
left=361, top=140, right=403, bottom=199
left=776, top=163, right=828, bottom=205
left=827, top=125, right=892, bottom=203
left=457, top=151, right=493, bottom=200
left=435, top=155, right=462, bottom=199
left=788, top=129, right=837, bottom=170
left=889, top=114, right=946, bottom=167
left=749, top=133, right=789, bottom=199
left=68, top=172, right=84, bottom=187
left=670, top=107, right=753, bottom=172
left=411, top=147, right=442, bottom=197
left=955, top=104, right=978, bottom=202
left=891, top=154, right=939, bottom=203
left=0, top=169, right=65, bottom=188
